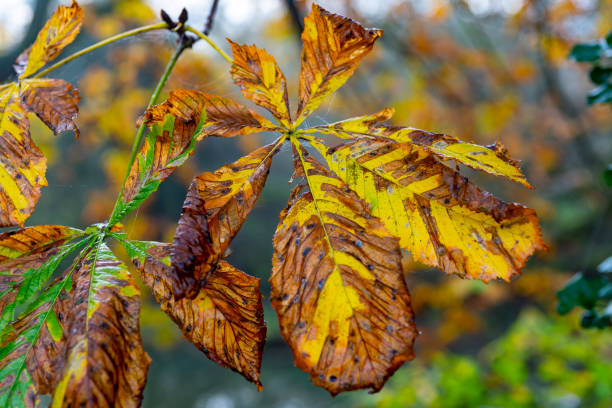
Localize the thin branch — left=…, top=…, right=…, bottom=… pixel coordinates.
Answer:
left=185, top=25, right=232, bottom=63
left=203, top=0, right=220, bottom=35
left=107, top=41, right=187, bottom=227
left=284, top=0, right=303, bottom=43
left=33, top=23, right=168, bottom=79
left=532, top=0, right=604, bottom=168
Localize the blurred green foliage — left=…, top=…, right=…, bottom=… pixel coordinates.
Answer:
left=361, top=309, right=612, bottom=408
left=569, top=31, right=612, bottom=105
left=559, top=30, right=612, bottom=329
left=558, top=270, right=612, bottom=328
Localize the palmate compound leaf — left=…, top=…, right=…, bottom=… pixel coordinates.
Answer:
left=0, top=236, right=150, bottom=407
left=270, top=142, right=417, bottom=395
left=120, top=238, right=266, bottom=390
left=14, top=0, right=84, bottom=79
left=295, top=4, right=383, bottom=126
left=171, top=138, right=282, bottom=299
left=310, top=137, right=545, bottom=282
left=0, top=226, right=89, bottom=407
left=0, top=1, right=83, bottom=227
left=0, top=84, right=47, bottom=227
left=310, top=108, right=532, bottom=188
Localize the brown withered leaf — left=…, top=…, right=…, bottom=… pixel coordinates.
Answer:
left=228, top=39, right=292, bottom=127
left=14, top=0, right=84, bottom=78
left=0, top=84, right=47, bottom=227
left=50, top=243, right=150, bottom=407
left=127, top=240, right=266, bottom=390
left=171, top=140, right=280, bottom=299
left=25, top=292, right=67, bottom=396
left=20, top=78, right=80, bottom=137
left=270, top=143, right=417, bottom=395
left=142, top=90, right=282, bottom=139
left=295, top=4, right=383, bottom=125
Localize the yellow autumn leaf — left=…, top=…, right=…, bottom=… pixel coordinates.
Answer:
left=14, top=0, right=84, bottom=79
left=313, top=138, right=545, bottom=282
left=310, top=108, right=532, bottom=187
left=229, top=40, right=292, bottom=127
left=270, top=142, right=417, bottom=395
left=0, top=84, right=47, bottom=227
left=295, top=4, right=383, bottom=126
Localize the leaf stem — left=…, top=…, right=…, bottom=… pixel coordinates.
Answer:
left=184, top=25, right=233, bottom=64
left=106, top=24, right=231, bottom=228
left=32, top=23, right=169, bottom=79
left=108, top=42, right=186, bottom=227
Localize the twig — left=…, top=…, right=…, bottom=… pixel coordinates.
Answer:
left=185, top=25, right=232, bottom=63
left=284, top=0, right=303, bottom=43
left=204, top=0, right=220, bottom=35
left=533, top=0, right=603, bottom=168
left=33, top=23, right=169, bottom=79
left=107, top=40, right=187, bottom=227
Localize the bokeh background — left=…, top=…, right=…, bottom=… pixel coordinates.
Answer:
left=2, top=0, right=612, bottom=407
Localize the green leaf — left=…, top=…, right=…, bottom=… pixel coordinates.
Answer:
left=0, top=234, right=94, bottom=407
left=557, top=272, right=608, bottom=314
left=589, top=66, right=612, bottom=85
left=587, top=83, right=612, bottom=105
left=603, top=164, right=612, bottom=186
left=0, top=226, right=86, bottom=333
left=570, top=43, right=602, bottom=62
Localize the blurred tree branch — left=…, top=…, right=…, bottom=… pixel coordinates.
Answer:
left=284, top=0, right=303, bottom=43
left=203, top=0, right=219, bottom=35
left=533, top=0, right=604, bottom=169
